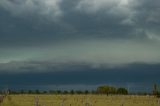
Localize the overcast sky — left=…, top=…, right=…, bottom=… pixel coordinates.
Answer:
left=0, top=0, right=160, bottom=91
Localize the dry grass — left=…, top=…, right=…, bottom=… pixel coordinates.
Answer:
left=1, top=94, right=159, bottom=106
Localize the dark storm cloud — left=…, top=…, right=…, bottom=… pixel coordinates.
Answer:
left=58, top=0, right=134, bottom=38
left=63, top=0, right=159, bottom=39
left=0, top=0, right=160, bottom=69
left=129, top=0, right=160, bottom=37
left=0, top=9, right=64, bottom=48
left=0, top=63, right=159, bottom=85
left=1, top=0, right=160, bottom=48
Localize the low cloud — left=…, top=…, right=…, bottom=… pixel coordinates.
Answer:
left=0, top=39, right=160, bottom=73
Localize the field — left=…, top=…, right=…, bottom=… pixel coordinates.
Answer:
left=1, top=94, right=159, bottom=106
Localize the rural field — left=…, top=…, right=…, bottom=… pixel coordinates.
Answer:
left=0, top=94, right=159, bottom=106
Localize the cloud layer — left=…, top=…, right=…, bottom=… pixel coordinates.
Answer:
left=0, top=0, right=62, bottom=20
left=0, top=0, right=160, bottom=40
left=0, top=39, right=160, bottom=73
left=0, top=0, right=160, bottom=73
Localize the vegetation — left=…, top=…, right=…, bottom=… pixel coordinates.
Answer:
left=0, top=85, right=159, bottom=106
left=0, top=94, right=158, bottom=106
left=117, top=88, right=128, bottom=95
left=153, top=84, right=160, bottom=97
left=97, top=85, right=128, bottom=95
left=1, top=87, right=128, bottom=95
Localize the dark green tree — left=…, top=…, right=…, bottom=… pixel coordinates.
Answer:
left=84, top=90, right=89, bottom=95
left=70, top=90, right=75, bottom=95
left=35, top=89, right=40, bottom=94
left=76, top=90, right=83, bottom=94
left=97, top=85, right=116, bottom=95
left=43, top=91, right=47, bottom=94
left=20, top=90, right=24, bottom=94
left=57, top=90, right=62, bottom=94
left=28, top=90, right=33, bottom=94
left=117, top=88, right=128, bottom=95
left=49, top=90, right=56, bottom=94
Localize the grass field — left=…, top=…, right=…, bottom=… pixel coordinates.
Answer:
left=1, top=95, right=159, bottom=106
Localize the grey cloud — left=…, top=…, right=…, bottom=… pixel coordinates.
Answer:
left=0, top=63, right=159, bottom=92
left=0, top=0, right=160, bottom=44
left=0, top=59, right=160, bottom=74
left=131, top=0, right=160, bottom=40
left=0, top=0, right=62, bottom=21
left=0, top=61, right=160, bottom=91
left=0, top=0, right=160, bottom=70
left=60, top=0, right=135, bottom=38
left=0, top=39, right=160, bottom=73
left=0, top=60, right=92, bottom=73
left=74, top=0, right=160, bottom=39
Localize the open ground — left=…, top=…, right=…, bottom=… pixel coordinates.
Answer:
left=0, top=95, right=159, bottom=106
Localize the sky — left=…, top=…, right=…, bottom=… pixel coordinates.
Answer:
left=0, top=0, right=160, bottom=92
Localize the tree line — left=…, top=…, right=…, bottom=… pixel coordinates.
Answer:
left=153, top=84, right=160, bottom=97
left=0, top=85, right=128, bottom=95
